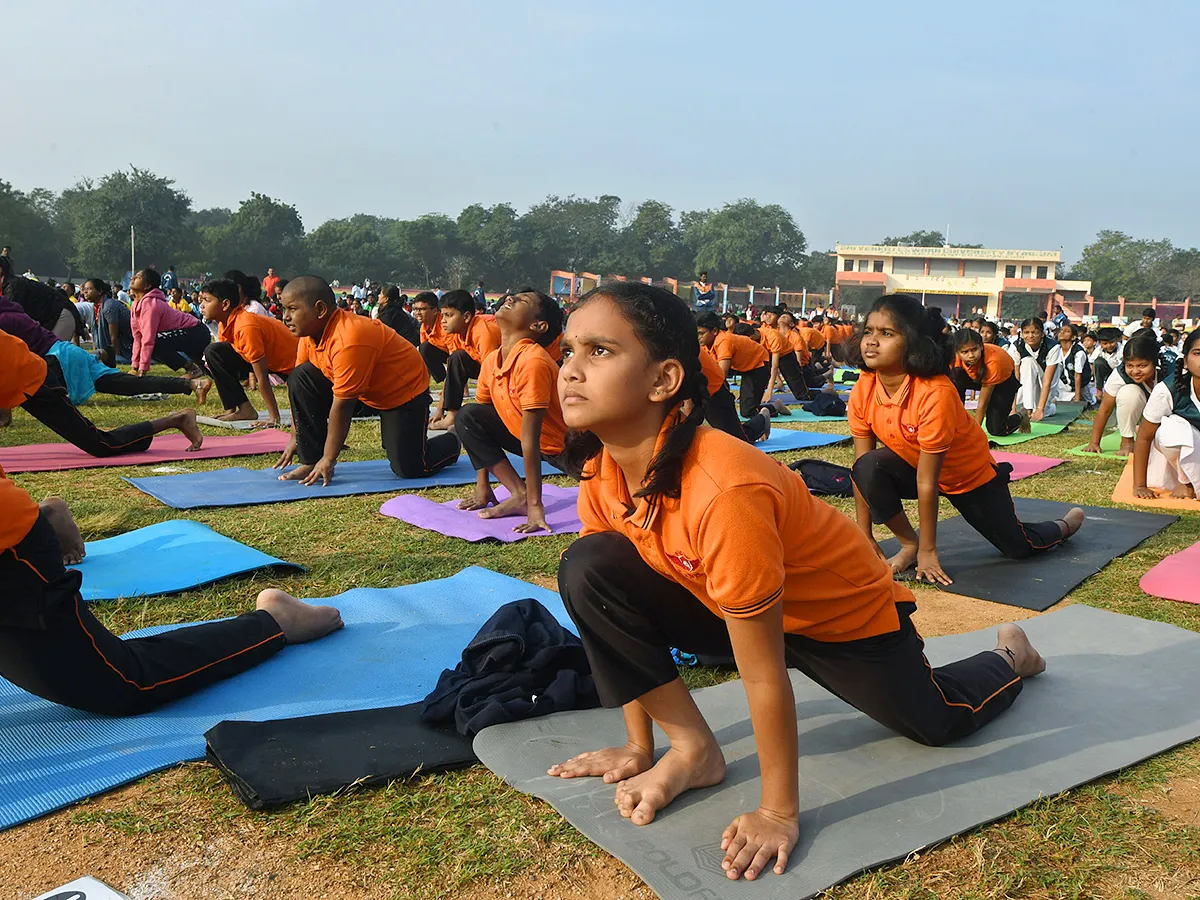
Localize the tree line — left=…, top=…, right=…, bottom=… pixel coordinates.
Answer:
left=0, top=168, right=835, bottom=292
left=2, top=169, right=1196, bottom=304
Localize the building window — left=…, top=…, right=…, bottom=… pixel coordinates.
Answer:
left=857, top=259, right=869, bottom=272
left=1005, top=264, right=1017, bottom=278
left=873, top=259, right=884, bottom=273
left=1037, top=265, right=1048, bottom=279
left=843, top=259, right=854, bottom=272
left=1021, top=265, right=1032, bottom=279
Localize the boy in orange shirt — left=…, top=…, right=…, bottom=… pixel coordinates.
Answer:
left=411, top=291, right=453, bottom=382
left=758, top=305, right=813, bottom=402
left=695, top=312, right=776, bottom=420
left=0, top=329, right=342, bottom=716
left=200, top=278, right=299, bottom=426
left=430, top=289, right=501, bottom=432
left=275, top=276, right=460, bottom=486
left=455, top=289, right=567, bottom=533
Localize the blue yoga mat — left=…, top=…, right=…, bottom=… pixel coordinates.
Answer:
left=0, top=566, right=570, bottom=831
left=77, top=521, right=304, bottom=602
left=124, top=455, right=558, bottom=510
left=757, top=429, right=850, bottom=454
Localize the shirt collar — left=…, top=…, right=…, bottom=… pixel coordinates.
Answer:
left=596, top=412, right=683, bottom=531
left=315, top=307, right=346, bottom=350
left=871, top=372, right=913, bottom=408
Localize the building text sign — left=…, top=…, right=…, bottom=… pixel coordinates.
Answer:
left=837, top=245, right=1060, bottom=262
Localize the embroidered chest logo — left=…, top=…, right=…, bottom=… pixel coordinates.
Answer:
left=666, top=551, right=701, bottom=573
left=903, top=423, right=918, bottom=435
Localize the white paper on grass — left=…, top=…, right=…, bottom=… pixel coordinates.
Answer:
left=32, top=876, right=130, bottom=900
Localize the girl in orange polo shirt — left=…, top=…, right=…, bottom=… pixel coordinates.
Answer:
left=848, top=294, right=1084, bottom=585
left=549, top=282, right=1045, bottom=884
left=951, top=329, right=1029, bottom=437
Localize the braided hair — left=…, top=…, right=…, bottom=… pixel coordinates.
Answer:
left=562, top=282, right=709, bottom=501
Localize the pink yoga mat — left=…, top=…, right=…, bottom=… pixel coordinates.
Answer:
left=1139, top=542, right=1200, bottom=604
left=992, top=451, right=1065, bottom=481
left=0, top=430, right=290, bottom=473
left=380, top=484, right=581, bottom=542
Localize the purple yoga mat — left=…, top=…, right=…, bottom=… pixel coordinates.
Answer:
left=991, top=451, right=1065, bottom=481
left=379, top=484, right=581, bottom=542
left=0, top=430, right=291, bottom=473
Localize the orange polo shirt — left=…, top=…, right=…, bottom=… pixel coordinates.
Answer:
left=0, top=330, right=49, bottom=552
left=711, top=331, right=768, bottom=373
left=449, top=315, right=501, bottom=363
left=545, top=333, right=562, bottom=364
left=218, top=307, right=299, bottom=374
left=953, top=342, right=1014, bottom=387
left=420, top=317, right=454, bottom=352
left=699, top=346, right=725, bottom=396
left=475, top=339, right=568, bottom=456
left=759, top=324, right=791, bottom=359
left=576, top=423, right=906, bottom=641
left=799, top=326, right=825, bottom=351
left=296, top=307, right=429, bottom=410
left=784, top=328, right=811, bottom=365
left=848, top=371, right=996, bottom=494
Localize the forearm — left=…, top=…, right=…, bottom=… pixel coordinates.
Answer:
left=915, top=451, right=945, bottom=552
left=1133, top=422, right=1157, bottom=487
left=764, top=358, right=781, bottom=399
left=322, top=399, right=355, bottom=462
left=252, top=360, right=280, bottom=416
left=742, top=676, right=799, bottom=816
left=975, top=386, right=993, bottom=426
left=1036, top=365, right=1056, bottom=411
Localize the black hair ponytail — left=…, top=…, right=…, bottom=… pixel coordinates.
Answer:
left=562, top=282, right=709, bottom=502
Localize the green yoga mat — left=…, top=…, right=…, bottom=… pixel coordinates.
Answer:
left=986, top=402, right=1085, bottom=446
left=1067, top=430, right=1129, bottom=460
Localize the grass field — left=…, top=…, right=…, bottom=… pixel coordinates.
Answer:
left=1, top=375, right=1198, bottom=899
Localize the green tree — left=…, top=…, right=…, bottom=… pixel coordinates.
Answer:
left=1073, top=230, right=1174, bottom=302
left=386, top=214, right=461, bottom=286
left=0, top=182, right=74, bottom=275
left=456, top=203, right=529, bottom=287
left=209, top=193, right=306, bottom=276
left=686, top=199, right=807, bottom=287
left=800, top=249, right=837, bottom=292
left=58, top=168, right=193, bottom=277
left=880, top=230, right=946, bottom=247
left=628, top=200, right=686, bottom=277
left=1159, top=247, right=1200, bottom=301
left=305, top=219, right=388, bottom=282
left=521, top=195, right=626, bottom=275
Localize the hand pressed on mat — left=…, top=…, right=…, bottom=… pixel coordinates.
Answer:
left=722, top=807, right=800, bottom=881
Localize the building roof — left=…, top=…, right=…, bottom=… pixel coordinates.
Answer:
left=836, top=244, right=1060, bottom=262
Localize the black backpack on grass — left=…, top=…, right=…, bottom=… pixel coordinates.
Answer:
left=788, top=458, right=854, bottom=497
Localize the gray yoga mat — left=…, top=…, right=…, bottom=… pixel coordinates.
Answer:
left=879, top=499, right=1177, bottom=610
left=474, top=605, right=1200, bottom=900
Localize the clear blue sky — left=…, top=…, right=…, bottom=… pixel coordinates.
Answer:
left=7, top=0, right=1198, bottom=264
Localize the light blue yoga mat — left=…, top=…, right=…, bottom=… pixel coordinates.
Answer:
left=758, top=429, right=850, bottom=454
left=0, top=566, right=570, bottom=831
left=790, top=409, right=849, bottom=423
left=77, top=521, right=304, bottom=602
left=124, top=455, right=558, bottom=510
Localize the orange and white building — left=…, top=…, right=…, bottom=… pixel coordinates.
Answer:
left=834, top=244, right=1092, bottom=321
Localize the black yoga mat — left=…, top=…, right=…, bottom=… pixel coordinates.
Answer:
left=205, top=703, right=476, bottom=809
left=880, top=499, right=1176, bottom=609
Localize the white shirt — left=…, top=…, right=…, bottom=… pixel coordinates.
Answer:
left=1123, top=320, right=1159, bottom=338
left=1103, top=370, right=1155, bottom=398
left=1144, top=379, right=1199, bottom=424
left=245, top=299, right=271, bottom=317
left=1008, top=342, right=1063, bottom=370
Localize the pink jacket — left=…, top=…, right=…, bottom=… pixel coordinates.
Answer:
left=130, top=288, right=200, bottom=371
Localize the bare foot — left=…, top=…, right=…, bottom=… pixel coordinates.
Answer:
left=172, top=408, right=203, bottom=450
left=1056, top=507, right=1085, bottom=539
left=278, top=463, right=314, bottom=482
left=256, top=588, right=344, bottom=644
left=1018, top=409, right=1032, bottom=433
left=770, top=399, right=792, bottom=416
left=755, top=412, right=772, bottom=443
left=995, top=623, right=1046, bottom=678
left=1169, top=482, right=1196, bottom=500
left=615, top=741, right=726, bottom=825
left=0, top=408, right=11, bottom=428
left=458, top=484, right=497, bottom=511
left=219, top=402, right=260, bottom=422
left=479, top=492, right=528, bottom=519
left=886, top=542, right=919, bottom=576
left=429, top=410, right=457, bottom=432
left=548, top=743, right=654, bottom=783
left=1119, top=437, right=1136, bottom=456
left=191, top=377, right=212, bottom=406
left=40, top=497, right=86, bottom=565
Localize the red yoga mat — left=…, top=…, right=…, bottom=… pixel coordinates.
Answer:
left=1139, top=542, right=1200, bottom=604
left=0, top=429, right=290, bottom=473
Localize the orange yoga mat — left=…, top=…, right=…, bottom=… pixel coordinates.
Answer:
left=1112, top=461, right=1200, bottom=512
